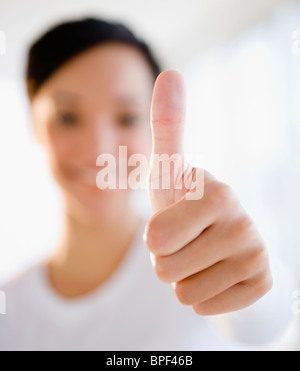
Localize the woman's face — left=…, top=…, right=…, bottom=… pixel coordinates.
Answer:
left=31, top=43, right=154, bottom=219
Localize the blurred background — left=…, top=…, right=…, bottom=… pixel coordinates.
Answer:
left=0, top=0, right=299, bottom=350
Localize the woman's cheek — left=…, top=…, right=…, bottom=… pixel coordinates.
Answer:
left=126, top=127, right=152, bottom=158
left=46, top=133, right=79, bottom=182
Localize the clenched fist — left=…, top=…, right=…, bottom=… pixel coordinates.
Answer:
left=144, top=70, right=273, bottom=316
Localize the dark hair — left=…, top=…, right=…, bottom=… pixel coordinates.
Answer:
left=26, top=17, right=161, bottom=99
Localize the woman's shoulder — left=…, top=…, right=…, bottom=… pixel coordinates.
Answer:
left=0, top=262, right=45, bottom=299
left=0, top=263, right=47, bottom=350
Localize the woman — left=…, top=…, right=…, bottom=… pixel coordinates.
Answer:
left=0, top=18, right=293, bottom=351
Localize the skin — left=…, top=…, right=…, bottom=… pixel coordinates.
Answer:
left=31, top=43, right=154, bottom=297
left=146, top=71, right=273, bottom=315
left=31, top=42, right=273, bottom=314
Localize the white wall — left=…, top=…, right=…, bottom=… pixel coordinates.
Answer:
left=0, top=0, right=290, bottom=78
left=183, top=1, right=300, bottom=349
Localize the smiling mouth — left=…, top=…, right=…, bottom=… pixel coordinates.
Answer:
left=66, top=167, right=100, bottom=188
left=79, top=168, right=100, bottom=186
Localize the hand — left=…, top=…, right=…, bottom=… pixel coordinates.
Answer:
left=144, top=70, right=273, bottom=315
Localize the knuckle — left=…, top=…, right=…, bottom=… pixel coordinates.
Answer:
left=144, top=216, right=166, bottom=254
left=207, top=182, right=236, bottom=211
left=227, top=215, right=266, bottom=258
left=235, top=216, right=254, bottom=236
left=252, top=243, right=270, bottom=271
left=254, top=271, right=274, bottom=298
left=230, top=216, right=257, bottom=247
left=192, top=303, right=208, bottom=316
left=240, top=244, right=270, bottom=281
left=173, top=281, right=193, bottom=306
left=215, top=183, right=235, bottom=204
left=153, top=255, right=177, bottom=283
left=262, top=273, right=274, bottom=294
left=193, top=302, right=216, bottom=316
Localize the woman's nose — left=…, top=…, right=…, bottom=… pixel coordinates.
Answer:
left=84, top=117, right=119, bottom=160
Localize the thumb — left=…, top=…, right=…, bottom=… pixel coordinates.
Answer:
left=151, top=70, right=186, bottom=157
left=148, top=70, right=189, bottom=213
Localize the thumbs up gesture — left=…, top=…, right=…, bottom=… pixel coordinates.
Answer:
left=144, top=71, right=273, bottom=315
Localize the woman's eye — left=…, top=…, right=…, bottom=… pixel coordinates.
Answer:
left=118, top=113, right=140, bottom=127
left=56, top=112, right=79, bottom=127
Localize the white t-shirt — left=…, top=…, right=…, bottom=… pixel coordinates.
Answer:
left=0, top=219, right=294, bottom=351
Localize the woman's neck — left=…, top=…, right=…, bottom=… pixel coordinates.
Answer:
left=48, top=198, right=142, bottom=298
